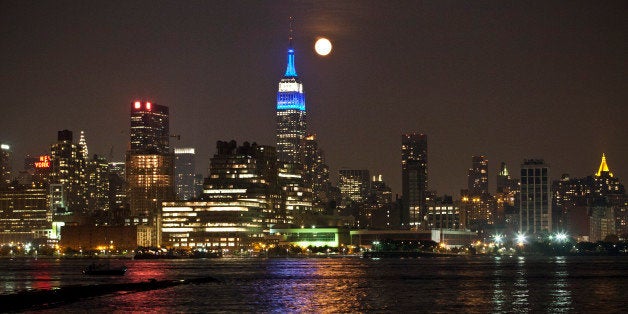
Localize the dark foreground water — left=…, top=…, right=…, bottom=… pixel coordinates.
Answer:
left=1, top=255, right=627, bottom=313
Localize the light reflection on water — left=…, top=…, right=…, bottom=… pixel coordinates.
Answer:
left=2, top=256, right=628, bottom=312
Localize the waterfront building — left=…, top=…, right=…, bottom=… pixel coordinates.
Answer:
left=270, top=226, right=349, bottom=248
left=0, top=184, right=50, bottom=243
left=50, top=130, right=86, bottom=213
left=174, top=148, right=197, bottom=201
left=126, top=101, right=174, bottom=246
left=519, top=159, right=552, bottom=235
left=426, top=195, right=463, bottom=230
left=402, top=133, right=428, bottom=229
left=161, top=141, right=278, bottom=251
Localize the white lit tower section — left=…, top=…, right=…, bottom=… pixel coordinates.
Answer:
left=276, top=36, right=307, bottom=164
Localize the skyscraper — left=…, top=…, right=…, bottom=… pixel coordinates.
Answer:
left=126, top=100, right=174, bottom=239
left=519, top=159, right=551, bottom=235
left=468, top=156, right=488, bottom=196
left=402, top=133, right=428, bottom=229
left=276, top=25, right=306, bottom=164
left=130, top=101, right=170, bottom=155
left=275, top=21, right=312, bottom=221
left=174, top=148, right=197, bottom=201
left=0, top=144, right=11, bottom=187
left=339, top=169, right=371, bottom=205
left=302, top=134, right=330, bottom=207
left=50, top=130, right=86, bottom=213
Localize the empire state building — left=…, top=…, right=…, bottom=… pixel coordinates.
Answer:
left=276, top=32, right=306, bottom=164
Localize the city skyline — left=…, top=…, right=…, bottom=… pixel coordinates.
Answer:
left=2, top=1, right=626, bottom=196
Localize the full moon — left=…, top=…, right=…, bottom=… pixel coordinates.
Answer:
left=314, top=38, right=332, bottom=56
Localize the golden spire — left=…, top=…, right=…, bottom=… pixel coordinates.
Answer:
left=596, top=153, right=613, bottom=177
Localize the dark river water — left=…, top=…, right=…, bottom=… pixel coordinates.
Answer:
left=1, top=255, right=627, bottom=313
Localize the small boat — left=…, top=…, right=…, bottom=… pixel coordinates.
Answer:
left=83, top=263, right=127, bottom=276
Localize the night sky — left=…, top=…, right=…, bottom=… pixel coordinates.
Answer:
left=2, top=1, right=626, bottom=196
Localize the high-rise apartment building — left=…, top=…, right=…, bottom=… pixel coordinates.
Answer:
left=402, top=133, right=428, bottom=229
left=126, top=100, right=174, bottom=239
left=468, top=156, right=488, bottom=196
left=519, top=159, right=551, bottom=235
left=174, top=148, right=197, bottom=201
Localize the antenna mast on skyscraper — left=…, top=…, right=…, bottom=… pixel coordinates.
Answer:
left=289, top=16, right=294, bottom=48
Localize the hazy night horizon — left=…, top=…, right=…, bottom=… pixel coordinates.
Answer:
left=2, top=0, right=626, bottom=196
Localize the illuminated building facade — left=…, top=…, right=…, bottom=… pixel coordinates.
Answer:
left=276, top=35, right=306, bottom=165
left=161, top=141, right=277, bottom=251
left=495, top=162, right=519, bottom=232
left=552, top=154, right=626, bottom=236
left=339, top=169, right=371, bottom=205
left=130, top=101, right=170, bottom=155
left=302, top=134, right=331, bottom=208
left=126, top=100, right=174, bottom=246
left=85, top=155, right=110, bottom=213
left=468, top=156, right=488, bottom=196
left=402, top=133, right=428, bottom=229
left=0, top=144, right=11, bottom=187
left=426, top=196, right=463, bottom=230
left=50, top=130, right=86, bottom=213
left=174, top=148, right=197, bottom=201
left=0, top=185, right=50, bottom=243
left=460, top=190, right=496, bottom=234
left=273, top=24, right=313, bottom=223
left=107, top=162, right=127, bottom=222
left=519, top=159, right=552, bottom=235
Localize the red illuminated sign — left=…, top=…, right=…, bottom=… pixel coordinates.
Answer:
left=146, top=102, right=152, bottom=110
left=34, top=155, right=51, bottom=168
left=134, top=101, right=141, bottom=109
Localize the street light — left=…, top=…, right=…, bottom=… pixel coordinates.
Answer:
left=516, top=233, right=526, bottom=246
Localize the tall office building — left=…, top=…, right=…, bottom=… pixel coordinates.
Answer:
left=339, top=169, right=371, bottom=205
left=78, top=131, right=88, bottom=160
left=276, top=26, right=306, bottom=164
left=302, top=134, right=330, bottom=206
left=126, top=100, right=174, bottom=237
left=161, top=141, right=277, bottom=251
left=107, top=161, right=127, bottom=224
left=0, top=144, right=11, bottom=187
left=519, top=159, right=551, bottom=235
left=174, top=148, right=197, bottom=201
left=85, top=155, right=110, bottom=213
left=130, top=101, right=170, bottom=155
left=50, top=130, right=86, bottom=213
left=402, top=133, right=428, bottom=229
left=468, top=156, right=488, bottom=196
left=0, top=185, right=50, bottom=242
left=274, top=22, right=313, bottom=221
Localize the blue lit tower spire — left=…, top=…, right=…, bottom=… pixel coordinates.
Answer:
left=276, top=17, right=307, bottom=163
